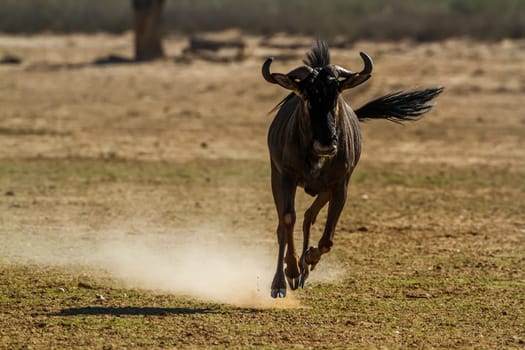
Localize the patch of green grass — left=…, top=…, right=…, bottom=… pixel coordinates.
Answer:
left=0, top=158, right=268, bottom=189
left=1, top=263, right=524, bottom=348
left=353, top=161, right=525, bottom=190
left=484, top=280, right=525, bottom=289
left=1, top=158, right=522, bottom=193
left=0, top=127, right=68, bottom=136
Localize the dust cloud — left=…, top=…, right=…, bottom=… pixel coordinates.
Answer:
left=95, top=230, right=301, bottom=308
left=2, top=224, right=343, bottom=308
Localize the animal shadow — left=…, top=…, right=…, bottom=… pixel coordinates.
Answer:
left=56, top=306, right=214, bottom=316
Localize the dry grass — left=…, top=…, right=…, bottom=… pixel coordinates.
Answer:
left=0, top=34, right=524, bottom=348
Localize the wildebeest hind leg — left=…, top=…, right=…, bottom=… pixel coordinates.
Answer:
left=299, top=191, right=330, bottom=288
left=304, top=184, right=347, bottom=282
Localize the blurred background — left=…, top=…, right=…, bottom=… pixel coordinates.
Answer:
left=1, top=0, right=524, bottom=41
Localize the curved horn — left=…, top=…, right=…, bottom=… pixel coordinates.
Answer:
left=359, top=51, right=373, bottom=75
left=334, top=65, right=355, bottom=78
left=262, top=57, right=277, bottom=84
left=337, top=51, right=374, bottom=90
left=262, top=58, right=313, bottom=91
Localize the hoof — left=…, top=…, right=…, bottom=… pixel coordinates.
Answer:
left=286, top=275, right=300, bottom=290
left=299, top=247, right=322, bottom=287
left=304, top=246, right=321, bottom=268
left=299, top=266, right=310, bottom=288
left=271, top=288, right=287, bottom=298
left=299, top=258, right=309, bottom=288
left=299, top=273, right=307, bottom=288
left=271, top=272, right=286, bottom=298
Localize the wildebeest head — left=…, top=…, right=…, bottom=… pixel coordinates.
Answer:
left=262, top=42, right=373, bottom=157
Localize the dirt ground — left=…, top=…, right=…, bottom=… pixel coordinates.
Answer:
left=0, top=33, right=524, bottom=349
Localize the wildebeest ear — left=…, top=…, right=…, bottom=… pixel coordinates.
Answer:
left=271, top=73, right=299, bottom=91
left=262, top=57, right=309, bottom=91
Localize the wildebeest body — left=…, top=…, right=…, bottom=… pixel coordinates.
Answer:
left=268, top=95, right=361, bottom=196
left=263, top=41, right=443, bottom=298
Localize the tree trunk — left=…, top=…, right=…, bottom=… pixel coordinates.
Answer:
left=132, top=0, right=165, bottom=61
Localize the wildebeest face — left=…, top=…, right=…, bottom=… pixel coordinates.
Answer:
left=262, top=51, right=373, bottom=157
left=299, top=67, right=339, bottom=157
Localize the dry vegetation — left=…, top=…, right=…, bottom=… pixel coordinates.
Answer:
left=0, top=33, right=525, bottom=348
left=1, top=0, right=524, bottom=41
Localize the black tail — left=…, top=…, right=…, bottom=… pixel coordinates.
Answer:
left=355, top=86, right=444, bottom=123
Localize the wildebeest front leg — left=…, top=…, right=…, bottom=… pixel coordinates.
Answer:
left=304, top=182, right=347, bottom=275
left=270, top=168, right=297, bottom=298
left=299, top=191, right=330, bottom=287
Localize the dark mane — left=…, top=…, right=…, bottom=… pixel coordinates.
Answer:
left=268, top=41, right=331, bottom=113
left=270, top=92, right=295, bottom=113
left=303, top=40, right=330, bottom=68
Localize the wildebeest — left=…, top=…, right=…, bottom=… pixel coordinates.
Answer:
left=263, top=40, right=443, bottom=298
